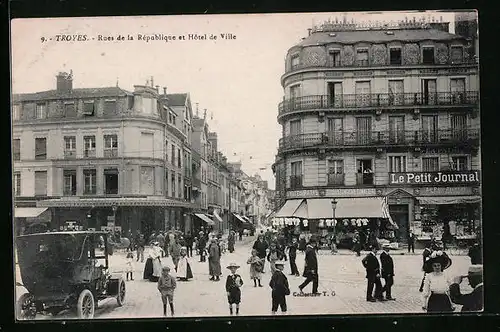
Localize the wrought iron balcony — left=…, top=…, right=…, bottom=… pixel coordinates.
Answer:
left=278, top=91, right=479, bottom=116
left=289, top=175, right=303, bottom=189
left=327, top=173, right=344, bottom=186
left=278, top=128, right=479, bottom=152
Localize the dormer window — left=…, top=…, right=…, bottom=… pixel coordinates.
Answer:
left=329, top=49, right=341, bottom=67
left=36, top=103, right=47, bottom=119
left=83, top=101, right=95, bottom=116
left=450, top=46, right=464, bottom=64
left=291, top=54, right=300, bottom=70
left=422, top=47, right=435, bottom=64
left=356, top=49, right=369, bottom=67
left=13, top=104, right=21, bottom=120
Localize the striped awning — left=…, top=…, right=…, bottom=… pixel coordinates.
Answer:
left=36, top=197, right=196, bottom=208
left=194, top=213, right=215, bottom=225
left=274, top=199, right=303, bottom=218
left=233, top=213, right=246, bottom=223
left=214, top=210, right=223, bottom=222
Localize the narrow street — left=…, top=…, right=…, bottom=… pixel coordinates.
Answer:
left=16, top=236, right=473, bottom=319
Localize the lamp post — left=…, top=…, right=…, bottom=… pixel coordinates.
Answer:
left=331, top=198, right=338, bottom=242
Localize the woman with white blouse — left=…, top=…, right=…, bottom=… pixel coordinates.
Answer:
left=421, top=250, right=455, bottom=312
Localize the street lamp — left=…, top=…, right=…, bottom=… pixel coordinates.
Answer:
left=331, top=198, right=338, bottom=238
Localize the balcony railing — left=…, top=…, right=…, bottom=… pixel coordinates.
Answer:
left=84, top=149, right=96, bottom=158
left=278, top=91, right=479, bottom=115
left=278, top=128, right=479, bottom=152
left=356, top=173, right=374, bottom=185
left=327, top=173, right=344, bottom=186
left=290, top=175, right=303, bottom=189
left=104, top=149, right=118, bottom=158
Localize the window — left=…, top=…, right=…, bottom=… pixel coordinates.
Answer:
left=165, top=169, right=169, bottom=194
left=327, top=118, right=344, bottom=145
left=83, top=101, right=95, bottom=116
left=64, top=102, right=76, bottom=117
left=34, top=171, right=47, bottom=196
left=388, top=80, right=404, bottom=106
left=329, top=50, right=341, bottom=67
left=13, top=104, right=21, bottom=120
left=36, top=103, right=47, bottom=119
left=388, top=116, right=405, bottom=143
left=13, top=139, right=20, bottom=160
left=289, top=119, right=301, bottom=136
left=63, top=170, right=77, bottom=196
left=83, top=169, right=97, bottom=194
left=451, top=114, right=468, bottom=140
left=357, top=159, right=373, bottom=185
left=35, top=137, right=47, bottom=160
left=291, top=54, right=300, bottom=69
left=290, top=161, right=302, bottom=189
left=178, top=176, right=182, bottom=198
left=422, top=115, right=438, bottom=143
left=355, top=81, right=371, bottom=107
left=104, top=168, right=119, bottom=195
left=450, top=78, right=466, bottom=104
left=450, top=46, right=464, bottom=64
left=177, top=148, right=182, bottom=168
left=389, top=48, right=402, bottom=65
left=171, top=145, right=175, bottom=166
left=422, top=157, right=439, bottom=172
left=14, top=172, right=21, bottom=196
left=64, top=136, right=76, bottom=158
left=104, top=100, right=117, bottom=116
left=422, top=47, right=435, bottom=64
left=104, top=134, right=118, bottom=158
left=452, top=156, right=468, bottom=171
left=171, top=173, right=176, bottom=197
left=328, top=160, right=344, bottom=185
left=356, top=117, right=372, bottom=145
left=356, top=49, right=369, bottom=66
left=388, top=156, right=407, bottom=173
left=83, top=136, right=96, bottom=157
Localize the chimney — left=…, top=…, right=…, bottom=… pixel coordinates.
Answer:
left=307, top=28, right=312, bottom=36
left=163, top=87, right=167, bottom=96
left=150, top=76, right=154, bottom=87
left=56, top=71, right=73, bottom=94
left=196, top=103, right=199, bottom=117
left=155, top=85, right=159, bottom=93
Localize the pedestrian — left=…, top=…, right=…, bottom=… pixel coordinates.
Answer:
left=419, top=242, right=433, bottom=292
left=298, top=237, right=319, bottom=294
left=168, top=238, right=181, bottom=270
left=228, top=231, right=236, bottom=253
left=198, top=232, right=207, bottom=262
left=157, top=232, right=166, bottom=258
left=149, top=242, right=164, bottom=282
left=247, top=249, right=263, bottom=287
left=421, top=250, right=454, bottom=312
left=208, top=238, right=222, bottom=281
left=225, top=263, right=244, bottom=316
left=269, top=261, right=290, bottom=315
left=362, top=244, right=384, bottom=302
left=267, top=243, right=279, bottom=275
left=184, top=232, right=194, bottom=258
left=238, top=229, right=243, bottom=241
left=408, top=230, right=416, bottom=254
left=329, top=233, right=338, bottom=254
left=352, top=230, right=361, bottom=256
left=468, top=242, right=482, bottom=264
left=176, top=247, right=193, bottom=281
left=298, top=234, right=306, bottom=253
left=127, top=230, right=134, bottom=252
left=157, top=266, right=176, bottom=317
left=125, top=252, right=134, bottom=281
left=136, top=233, right=145, bottom=263
left=449, top=264, right=483, bottom=312
left=380, top=245, right=395, bottom=300
left=287, top=237, right=300, bottom=276
left=252, top=234, right=269, bottom=273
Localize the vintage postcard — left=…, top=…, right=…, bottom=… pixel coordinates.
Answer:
left=11, top=10, right=482, bottom=320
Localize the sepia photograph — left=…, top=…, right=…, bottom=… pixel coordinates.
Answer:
left=10, top=10, right=482, bottom=320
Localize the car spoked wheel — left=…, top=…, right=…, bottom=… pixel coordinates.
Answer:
left=117, top=280, right=126, bottom=306
left=16, top=293, right=36, bottom=320
left=76, top=289, right=95, bottom=319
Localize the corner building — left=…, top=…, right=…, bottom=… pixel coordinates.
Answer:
left=273, top=19, right=480, bottom=247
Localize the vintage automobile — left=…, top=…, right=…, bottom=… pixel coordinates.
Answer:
left=15, top=231, right=126, bottom=320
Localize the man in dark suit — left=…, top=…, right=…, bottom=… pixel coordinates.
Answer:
left=362, top=244, right=384, bottom=302
left=468, top=242, right=482, bottom=265
left=407, top=230, right=416, bottom=254
left=298, top=237, right=319, bottom=294
left=419, top=243, right=432, bottom=292
left=450, top=264, right=483, bottom=312
left=380, top=246, right=395, bottom=300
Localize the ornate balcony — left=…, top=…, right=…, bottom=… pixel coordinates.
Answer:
left=278, top=128, right=479, bottom=153
left=278, top=91, right=479, bottom=117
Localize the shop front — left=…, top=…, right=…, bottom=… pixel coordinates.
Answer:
left=14, top=207, right=51, bottom=235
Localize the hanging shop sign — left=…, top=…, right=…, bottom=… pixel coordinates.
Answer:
left=416, top=186, right=474, bottom=196
left=389, top=171, right=480, bottom=185
left=287, top=188, right=377, bottom=199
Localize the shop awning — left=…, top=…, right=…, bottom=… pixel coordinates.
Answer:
left=242, top=216, right=252, bottom=223
left=417, top=196, right=482, bottom=205
left=232, top=213, right=246, bottom=223
left=306, top=199, right=335, bottom=219
left=334, top=197, right=387, bottom=218
left=293, top=200, right=309, bottom=218
left=214, top=210, right=223, bottom=222
left=274, top=199, right=303, bottom=218
left=194, top=213, right=215, bottom=225
left=36, top=197, right=196, bottom=208
left=15, top=207, right=48, bottom=218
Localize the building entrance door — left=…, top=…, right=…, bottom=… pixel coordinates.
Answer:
left=389, top=204, right=410, bottom=242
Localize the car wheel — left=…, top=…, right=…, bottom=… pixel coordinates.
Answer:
left=76, top=289, right=95, bottom=319
left=16, top=293, right=36, bottom=320
left=117, top=279, right=126, bottom=306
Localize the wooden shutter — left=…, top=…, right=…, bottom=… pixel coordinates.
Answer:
left=356, top=117, right=372, bottom=144
left=35, top=171, right=47, bottom=196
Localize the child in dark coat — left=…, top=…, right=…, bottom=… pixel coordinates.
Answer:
left=225, top=263, right=244, bottom=315
left=269, top=261, right=290, bottom=314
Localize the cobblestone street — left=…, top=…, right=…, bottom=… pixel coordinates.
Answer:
left=15, top=236, right=473, bottom=319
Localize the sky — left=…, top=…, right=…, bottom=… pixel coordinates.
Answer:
left=11, top=10, right=470, bottom=189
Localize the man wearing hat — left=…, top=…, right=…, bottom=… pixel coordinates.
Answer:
left=449, top=265, right=483, bottom=312
left=269, top=260, right=290, bottom=314
left=225, top=263, right=244, bottom=315
left=298, top=237, right=319, bottom=294
left=362, top=244, right=384, bottom=302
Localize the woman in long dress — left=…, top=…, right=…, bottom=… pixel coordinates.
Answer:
left=208, top=238, right=222, bottom=281
left=149, top=242, right=164, bottom=282
left=176, top=247, right=193, bottom=281
left=422, top=250, right=455, bottom=312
